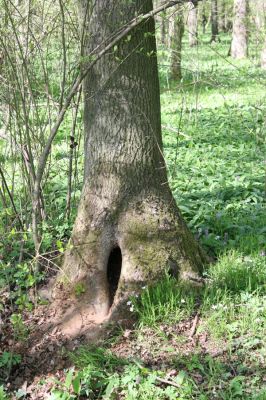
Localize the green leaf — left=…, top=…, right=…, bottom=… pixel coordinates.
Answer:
left=72, top=375, right=81, bottom=395
left=64, top=369, right=74, bottom=390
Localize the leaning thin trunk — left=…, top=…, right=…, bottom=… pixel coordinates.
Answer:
left=170, top=5, right=184, bottom=80
left=187, top=1, right=198, bottom=47
left=59, top=0, right=206, bottom=324
left=230, top=0, right=248, bottom=59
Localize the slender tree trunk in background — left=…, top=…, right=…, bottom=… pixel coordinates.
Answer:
left=230, top=0, right=248, bottom=59
left=160, top=10, right=169, bottom=45
left=202, top=0, right=207, bottom=34
left=60, top=0, right=206, bottom=320
left=218, top=0, right=226, bottom=32
left=251, top=0, right=266, bottom=67
left=253, top=0, right=266, bottom=31
left=260, top=1, right=266, bottom=68
left=261, top=37, right=266, bottom=69
left=188, top=1, right=198, bottom=46
left=210, top=0, right=219, bottom=42
left=170, top=5, right=184, bottom=80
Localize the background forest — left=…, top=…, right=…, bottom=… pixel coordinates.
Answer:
left=0, top=0, right=265, bottom=398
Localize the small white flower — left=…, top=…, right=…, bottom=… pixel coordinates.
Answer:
left=135, top=294, right=139, bottom=298
left=181, top=299, right=186, bottom=304
left=130, top=306, right=134, bottom=312
left=142, top=286, right=146, bottom=290
left=127, top=301, right=132, bottom=306
left=211, top=305, right=218, bottom=310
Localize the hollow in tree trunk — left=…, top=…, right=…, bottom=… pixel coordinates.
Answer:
left=170, top=5, right=184, bottom=81
left=210, top=0, right=220, bottom=42
left=230, top=0, right=248, bottom=59
left=58, top=0, right=206, bottom=324
left=187, top=1, right=198, bottom=47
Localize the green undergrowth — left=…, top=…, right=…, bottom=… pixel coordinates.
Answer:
left=48, top=250, right=266, bottom=399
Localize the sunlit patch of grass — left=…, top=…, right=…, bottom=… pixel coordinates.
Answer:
left=131, top=273, right=198, bottom=327
left=161, top=65, right=265, bottom=259
left=204, top=250, right=266, bottom=294
left=159, top=31, right=266, bottom=264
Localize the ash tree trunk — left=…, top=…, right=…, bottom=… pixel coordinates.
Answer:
left=187, top=1, right=198, bottom=47
left=210, top=0, right=219, bottom=42
left=230, top=0, right=248, bottom=58
left=170, top=5, right=185, bottom=81
left=61, top=0, right=206, bottom=320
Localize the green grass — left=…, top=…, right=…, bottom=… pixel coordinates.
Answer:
left=160, top=35, right=266, bottom=258
left=131, top=273, right=198, bottom=327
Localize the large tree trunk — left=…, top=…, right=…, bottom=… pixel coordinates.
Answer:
left=210, top=0, right=219, bottom=42
left=170, top=5, right=184, bottom=80
left=59, top=0, right=206, bottom=323
left=187, top=1, right=198, bottom=46
left=230, top=0, right=248, bottom=59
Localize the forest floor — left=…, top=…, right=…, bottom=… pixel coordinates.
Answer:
left=0, top=31, right=266, bottom=400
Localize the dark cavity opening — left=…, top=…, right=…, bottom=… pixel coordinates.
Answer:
left=107, top=247, right=122, bottom=307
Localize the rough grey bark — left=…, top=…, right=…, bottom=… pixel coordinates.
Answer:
left=230, top=0, right=248, bottom=59
left=187, top=1, right=198, bottom=46
left=210, top=0, right=219, bottom=42
left=170, top=5, right=184, bottom=80
left=60, top=0, right=206, bottom=321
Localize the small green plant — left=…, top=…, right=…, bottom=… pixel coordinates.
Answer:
left=54, top=347, right=196, bottom=399
left=0, top=385, right=9, bottom=400
left=10, top=313, right=28, bottom=340
left=49, top=368, right=81, bottom=400
left=0, top=352, right=21, bottom=369
left=74, top=282, right=86, bottom=297
left=0, top=352, right=21, bottom=384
